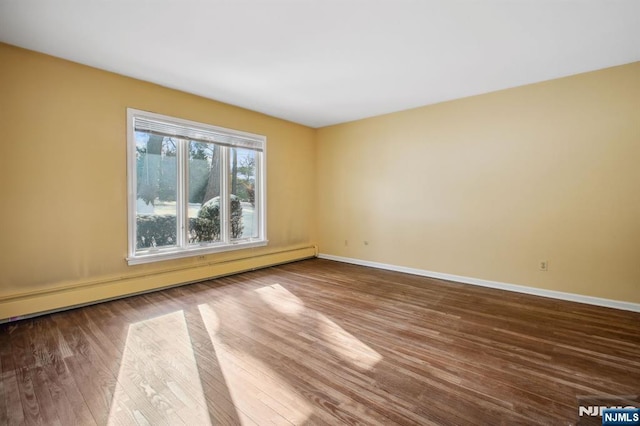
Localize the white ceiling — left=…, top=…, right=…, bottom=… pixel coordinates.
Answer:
left=1, top=1, right=639, bottom=128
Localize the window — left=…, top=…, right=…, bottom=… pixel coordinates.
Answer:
left=127, top=108, right=266, bottom=265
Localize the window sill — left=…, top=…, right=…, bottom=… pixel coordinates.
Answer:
left=126, top=240, right=268, bottom=265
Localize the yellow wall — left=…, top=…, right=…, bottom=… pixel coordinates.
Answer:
left=0, top=43, right=317, bottom=319
left=317, top=62, right=640, bottom=304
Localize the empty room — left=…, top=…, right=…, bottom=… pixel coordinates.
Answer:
left=1, top=1, right=639, bottom=425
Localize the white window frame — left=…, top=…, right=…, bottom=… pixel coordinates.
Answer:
left=126, top=108, right=267, bottom=265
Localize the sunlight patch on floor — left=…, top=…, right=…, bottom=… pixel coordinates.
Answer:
left=255, top=283, right=305, bottom=315
left=107, top=311, right=211, bottom=425
left=198, top=303, right=313, bottom=425
left=316, top=312, right=383, bottom=370
left=257, top=283, right=382, bottom=370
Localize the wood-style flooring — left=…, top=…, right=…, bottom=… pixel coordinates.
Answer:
left=1, top=258, right=639, bottom=425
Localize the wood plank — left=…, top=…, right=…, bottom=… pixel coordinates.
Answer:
left=51, top=312, right=119, bottom=425
left=0, top=325, right=24, bottom=426
left=8, top=323, right=50, bottom=426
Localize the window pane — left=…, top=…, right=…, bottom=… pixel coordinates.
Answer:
left=135, top=133, right=178, bottom=251
left=230, top=148, right=259, bottom=240
left=188, top=142, right=222, bottom=244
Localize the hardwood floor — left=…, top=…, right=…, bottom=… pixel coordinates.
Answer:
left=1, top=258, right=638, bottom=425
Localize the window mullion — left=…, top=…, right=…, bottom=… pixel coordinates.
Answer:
left=177, top=139, right=188, bottom=249
left=256, top=152, right=264, bottom=241
left=221, top=146, right=230, bottom=244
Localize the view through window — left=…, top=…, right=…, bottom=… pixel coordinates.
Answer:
left=127, top=109, right=266, bottom=264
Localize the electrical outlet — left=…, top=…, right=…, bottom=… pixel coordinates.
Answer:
left=539, top=260, right=548, bottom=272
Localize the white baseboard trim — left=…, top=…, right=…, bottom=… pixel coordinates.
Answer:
left=317, top=253, right=640, bottom=313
